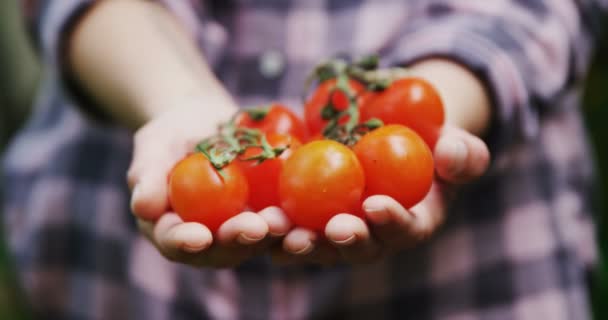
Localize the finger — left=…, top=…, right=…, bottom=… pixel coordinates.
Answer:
left=185, top=211, right=271, bottom=267
left=129, top=173, right=171, bottom=221
left=281, top=229, right=343, bottom=265
left=216, top=212, right=269, bottom=247
left=151, top=213, right=260, bottom=268
left=363, top=192, right=444, bottom=249
left=282, top=228, right=317, bottom=255
left=434, top=126, right=490, bottom=184
left=253, top=207, right=293, bottom=255
left=271, top=239, right=339, bottom=266
left=325, top=214, right=382, bottom=263
left=153, top=213, right=213, bottom=257
left=128, top=126, right=190, bottom=221
left=258, top=206, right=292, bottom=237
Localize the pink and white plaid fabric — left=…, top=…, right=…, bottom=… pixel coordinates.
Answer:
left=3, top=0, right=606, bottom=319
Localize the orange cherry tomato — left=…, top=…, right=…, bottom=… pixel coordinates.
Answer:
left=353, top=125, right=434, bottom=209
left=304, top=78, right=366, bottom=135
left=237, top=134, right=301, bottom=211
left=360, top=77, right=444, bottom=148
left=279, top=140, right=365, bottom=231
left=236, top=103, right=308, bottom=141
left=169, top=153, right=248, bottom=233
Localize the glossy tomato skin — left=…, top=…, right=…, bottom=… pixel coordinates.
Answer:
left=360, top=77, right=444, bottom=148
left=236, top=103, right=308, bottom=141
left=238, top=134, right=302, bottom=211
left=353, top=125, right=434, bottom=209
left=307, top=133, right=325, bottom=142
left=169, top=153, right=249, bottom=233
left=304, top=78, right=366, bottom=135
left=279, top=140, right=365, bottom=231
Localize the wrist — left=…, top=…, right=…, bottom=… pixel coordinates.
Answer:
left=134, top=89, right=238, bottom=129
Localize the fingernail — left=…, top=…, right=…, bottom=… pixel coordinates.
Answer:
left=182, top=243, right=207, bottom=253
left=448, top=140, right=467, bottom=175
left=174, top=227, right=208, bottom=250
left=332, top=235, right=356, bottom=246
left=364, top=205, right=390, bottom=225
left=130, top=185, right=141, bottom=214
left=269, top=231, right=287, bottom=237
left=237, top=233, right=264, bottom=245
left=293, top=242, right=313, bottom=255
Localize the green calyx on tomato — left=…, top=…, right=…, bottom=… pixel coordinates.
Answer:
left=235, top=103, right=308, bottom=142
left=303, top=55, right=409, bottom=146
left=244, top=106, right=271, bottom=121
left=195, top=121, right=287, bottom=172
left=305, top=54, right=445, bottom=149
left=320, top=74, right=383, bottom=145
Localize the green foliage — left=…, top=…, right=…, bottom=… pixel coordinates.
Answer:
left=583, top=38, right=608, bottom=319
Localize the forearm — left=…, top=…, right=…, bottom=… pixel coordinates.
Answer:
left=409, top=59, right=491, bottom=136
left=68, top=0, right=235, bottom=128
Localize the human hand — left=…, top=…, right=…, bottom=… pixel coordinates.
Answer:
left=272, top=125, right=490, bottom=265
left=127, top=99, right=290, bottom=267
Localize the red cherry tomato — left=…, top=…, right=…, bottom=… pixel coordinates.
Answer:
left=279, top=140, right=365, bottom=231
left=308, top=133, right=325, bottom=142
left=304, top=78, right=366, bottom=135
left=353, top=125, right=434, bottom=209
left=236, top=103, right=308, bottom=141
left=237, top=134, right=302, bottom=211
left=360, top=77, right=444, bottom=148
left=169, top=153, right=249, bottom=233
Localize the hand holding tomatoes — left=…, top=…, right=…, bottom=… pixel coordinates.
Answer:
left=129, top=55, right=489, bottom=268
left=128, top=103, right=290, bottom=268
left=275, top=125, right=490, bottom=264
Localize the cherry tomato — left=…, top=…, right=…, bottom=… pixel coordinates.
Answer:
left=236, top=103, right=308, bottom=141
left=308, top=133, right=325, bottom=142
left=353, top=125, right=433, bottom=209
left=360, top=77, right=444, bottom=148
left=169, top=153, right=249, bottom=233
left=237, top=134, right=302, bottom=211
left=279, top=140, right=365, bottom=231
left=304, top=78, right=366, bottom=135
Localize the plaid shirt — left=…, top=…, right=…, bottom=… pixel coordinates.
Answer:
left=3, top=0, right=607, bottom=319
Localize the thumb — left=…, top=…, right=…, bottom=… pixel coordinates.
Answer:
left=127, top=130, right=185, bottom=221
left=433, top=125, right=490, bottom=184
left=129, top=170, right=171, bottom=221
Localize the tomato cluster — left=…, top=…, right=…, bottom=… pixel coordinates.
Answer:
left=168, top=56, right=444, bottom=233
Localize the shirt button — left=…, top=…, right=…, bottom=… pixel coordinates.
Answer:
left=259, top=50, right=285, bottom=79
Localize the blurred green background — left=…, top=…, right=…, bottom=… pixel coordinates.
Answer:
left=585, top=37, right=608, bottom=320
left=0, top=1, right=39, bottom=319
left=0, top=1, right=607, bottom=319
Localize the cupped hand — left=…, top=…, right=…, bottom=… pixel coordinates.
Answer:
left=135, top=207, right=291, bottom=268
left=273, top=125, right=490, bottom=265
left=127, top=101, right=291, bottom=267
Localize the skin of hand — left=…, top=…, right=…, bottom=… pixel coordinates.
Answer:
left=272, top=59, right=492, bottom=265
left=72, top=1, right=491, bottom=267
left=128, top=59, right=491, bottom=267
left=70, top=0, right=287, bottom=267
left=127, top=100, right=294, bottom=268
left=272, top=125, right=490, bottom=265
